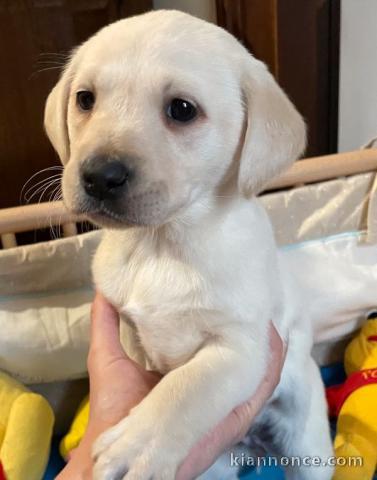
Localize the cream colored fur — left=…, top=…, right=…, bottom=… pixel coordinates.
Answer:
left=45, top=10, right=333, bottom=480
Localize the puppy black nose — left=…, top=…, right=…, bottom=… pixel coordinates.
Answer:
left=82, top=156, right=130, bottom=200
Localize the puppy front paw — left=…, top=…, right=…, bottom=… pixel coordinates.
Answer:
left=92, top=411, right=180, bottom=480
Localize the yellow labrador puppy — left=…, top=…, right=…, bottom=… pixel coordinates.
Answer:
left=45, top=10, right=333, bottom=480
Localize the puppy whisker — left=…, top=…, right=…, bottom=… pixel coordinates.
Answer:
left=24, top=178, right=62, bottom=204
left=23, top=174, right=62, bottom=203
left=29, top=66, right=64, bottom=80
left=20, top=166, right=63, bottom=201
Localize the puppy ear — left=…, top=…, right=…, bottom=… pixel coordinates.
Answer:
left=44, top=61, right=74, bottom=164
left=238, top=57, right=306, bottom=197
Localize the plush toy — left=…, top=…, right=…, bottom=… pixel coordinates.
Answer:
left=0, top=370, right=54, bottom=480
left=326, top=313, right=377, bottom=480
left=60, top=395, right=89, bottom=460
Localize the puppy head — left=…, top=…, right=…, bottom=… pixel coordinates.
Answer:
left=45, top=10, right=305, bottom=228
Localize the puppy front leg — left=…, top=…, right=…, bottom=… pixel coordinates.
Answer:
left=92, top=330, right=268, bottom=480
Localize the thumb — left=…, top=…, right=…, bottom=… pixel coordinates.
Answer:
left=90, top=292, right=125, bottom=359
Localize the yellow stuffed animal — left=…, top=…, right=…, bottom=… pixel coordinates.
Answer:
left=327, top=314, right=377, bottom=480
left=59, top=395, right=89, bottom=460
left=0, top=371, right=54, bottom=480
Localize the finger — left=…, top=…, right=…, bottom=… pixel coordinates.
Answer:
left=177, top=418, right=231, bottom=480
left=90, top=292, right=125, bottom=359
left=254, top=321, right=285, bottom=394
left=233, top=322, right=286, bottom=433
left=268, top=321, right=287, bottom=366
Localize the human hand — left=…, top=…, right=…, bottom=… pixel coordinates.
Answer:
left=86, top=293, right=161, bottom=432
left=57, top=294, right=160, bottom=479
left=58, top=293, right=285, bottom=479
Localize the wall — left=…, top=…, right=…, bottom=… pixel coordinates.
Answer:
left=338, top=0, right=377, bottom=151
left=153, top=1, right=377, bottom=152
left=153, top=0, right=216, bottom=23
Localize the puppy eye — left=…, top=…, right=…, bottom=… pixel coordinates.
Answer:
left=166, top=98, right=197, bottom=123
left=76, top=90, right=95, bottom=111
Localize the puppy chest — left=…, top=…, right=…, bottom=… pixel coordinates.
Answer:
left=93, top=239, right=206, bottom=310
left=119, top=265, right=208, bottom=372
left=94, top=244, right=209, bottom=370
